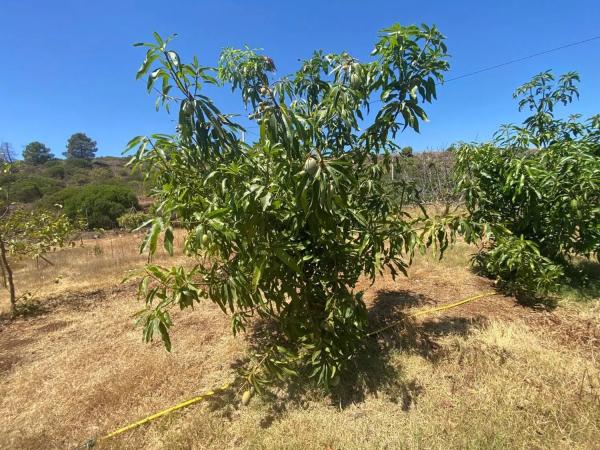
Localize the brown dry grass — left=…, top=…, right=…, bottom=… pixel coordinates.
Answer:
left=0, top=236, right=599, bottom=449
left=5, top=230, right=188, bottom=301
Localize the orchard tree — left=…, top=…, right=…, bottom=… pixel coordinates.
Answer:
left=129, top=25, right=456, bottom=390
left=0, top=209, right=73, bottom=318
left=455, top=71, right=600, bottom=300
left=0, top=162, right=74, bottom=318
left=501, top=71, right=582, bottom=148
left=65, top=132, right=98, bottom=159
left=23, top=141, right=54, bottom=165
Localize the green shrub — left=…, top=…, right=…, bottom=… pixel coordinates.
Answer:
left=58, top=167, right=91, bottom=185
left=89, top=167, right=114, bottom=182
left=43, top=164, right=66, bottom=179
left=10, top=180, right=43, bottom=202
left=49, top=184, right=139, bottom=229
left=400, top=146, right=413, bottom=157
left=455, top=71, right=600, bottom=301
left=117, top=210, right=151, bottom=230
left=0, top=174, right=63, bottom=203
left=42, top=159, right=62, bottom=168
left=64, top=158, right=92, bottom=172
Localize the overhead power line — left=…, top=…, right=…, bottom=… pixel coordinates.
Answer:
left=443, top=34, right=600, bottom=83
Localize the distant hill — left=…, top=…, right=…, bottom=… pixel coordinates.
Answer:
left=0, top=156, right=146, bottom=206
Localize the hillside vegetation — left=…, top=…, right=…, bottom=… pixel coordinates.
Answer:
left=0, top=156, right=145, bottom=205
left=0, top=156, right=147, bottom=229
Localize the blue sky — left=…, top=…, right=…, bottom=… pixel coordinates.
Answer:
left=1, top=0, right=599, bottom=158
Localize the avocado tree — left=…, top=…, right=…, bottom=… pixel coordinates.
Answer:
left=0, top=162, right=74, bottom=318
left=129, top=25, right=454, bottom=390
left=455, top=71, right=600, bottom=300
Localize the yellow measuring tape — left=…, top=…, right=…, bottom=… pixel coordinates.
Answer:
left=367, top=291, right=498, bottom=336
left=79, top=381, right=234, bottom=448
left=81, top=291, right=496, bottom=448
left=100, top=382, right=232, bottom=440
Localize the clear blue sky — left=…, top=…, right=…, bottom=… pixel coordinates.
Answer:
left=1, top=0, right=599, bottom=158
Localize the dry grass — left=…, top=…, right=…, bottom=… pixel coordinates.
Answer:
left=160, top=321, right=600, bottom=450
left=0, top=235, right=599, bottom=449
left=5, top=230, right=188, bottom=303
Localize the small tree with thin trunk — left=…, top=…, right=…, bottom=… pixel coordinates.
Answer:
left=0, top=162, right=74, bottom=318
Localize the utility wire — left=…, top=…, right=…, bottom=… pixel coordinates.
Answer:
left=443, top=34, right=600, bottom=84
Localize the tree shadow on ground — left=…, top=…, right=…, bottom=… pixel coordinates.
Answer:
left=470, top=254, right=600, bottom=310
left=0, top=299, right=49, bottom=323
left=229, top=289, right=487, bottom=427
left=561, top=258, right=600, bottom=302
left=367, top=289, right=486, bottom=356
left=469, top=264, right=560, bottom=310
left=0, top=284, right=133, bottom=325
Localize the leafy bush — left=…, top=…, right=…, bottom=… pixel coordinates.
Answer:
left=472, top=227, right=566, bottom=297
left=64, top=157, right=93, bottom=171
left=117, top=210, right=151, bottom=230
left=401, top=146, right=413, bottom=157
left=89, top=167, right=114, bottom=182
left=43, top=164, right=66, bottom=180
left=12, top=182, right=44, bottom=202
left=455, top=71, right=600, bottom=300
left=0, top=156, right=146, bottom=213
left=49, top=184, right=139, bottom=229
left=128, top=25, right=454, bottom=391
left=62, top=159, right=94, bottom=185
left=0, top=174, right=63, bottom=203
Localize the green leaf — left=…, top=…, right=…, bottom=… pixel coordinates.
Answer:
left=274, top=248, right=301, bottom=274
left=158, top=321, right=172, bottom=351
left=167, top=51, right=180, bottom=67
left=136, top=54, right=156, bottom=80
left=252, top=257, right=267, bottom=292
left=143, top=219, right=163, bottom=256
left=164, top=227, right=174, bottom=256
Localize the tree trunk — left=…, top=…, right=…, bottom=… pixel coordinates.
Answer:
left=0, top=237, right=16, bottom=318
left=0, top=252, right=6, bottom=288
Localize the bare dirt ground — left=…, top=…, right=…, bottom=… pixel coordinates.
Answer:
left=1, top=237, right=599, bottom=449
